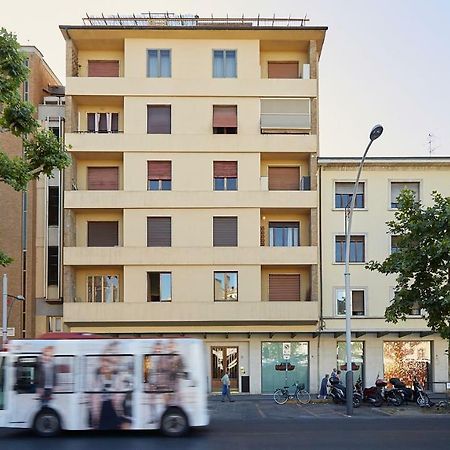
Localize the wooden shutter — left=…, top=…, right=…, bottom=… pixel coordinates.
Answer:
left=268, top=62, right=299, bottom=79
left=213, top=161, right=237, bottom=178
left=87, top=167, right=119, bottom=190
left=88, top=60, right=119, bottom=77
left=213, top=106, right=237, bottom=127
left=147, top=161, right=172, bottom=180
left=147, top=217, right=171, bottom=247
left=269, top=274, right=300, bottom=301
left=147, top=105, right=171, bottom=134
left=213, top=217, right=238, bottom=247
left=87, top=222, right=118, bottom=247
left=268, top=167, right=300, bottom=190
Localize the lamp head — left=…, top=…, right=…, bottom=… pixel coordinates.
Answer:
left=369, top=124, right=383, bottom=141
left=16, top=295, right=25, bottom=301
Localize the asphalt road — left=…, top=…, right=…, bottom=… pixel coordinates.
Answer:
left=1, top=416, right=450, bottom=450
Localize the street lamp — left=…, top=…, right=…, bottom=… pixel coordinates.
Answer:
left=344, top=124, right=383, bottom=415
left=2, top=274, right=25, bottom=347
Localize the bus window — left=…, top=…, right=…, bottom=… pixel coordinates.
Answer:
left=0, top=355, right=5, bottom=409
left=15, top=356, right=38, bottom=394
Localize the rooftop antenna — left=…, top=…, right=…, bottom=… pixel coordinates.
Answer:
left=427, top=132, right=440, bottom=156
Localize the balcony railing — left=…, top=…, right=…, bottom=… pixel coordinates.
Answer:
left=260, top=113, right=311, bottom=131
left=260, top=176, right=311, bottom=191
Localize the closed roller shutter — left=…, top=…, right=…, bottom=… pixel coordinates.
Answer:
left=88, top=60, right=120, bottom=77
left=147, top=161, right=172, bottom=180
left=87, top=167, right=119, bottom=190
left=268, top=62, right=299, bottom=79
left=268, top=167, right=300, bottom=190
left=213, top=105, right=237, bottom=127
left=269, top=274, right=300, bottom=301
left=213, top=217, right=238, bottom=247
left=87, top=222, right=119, bottom=247
left=147, top=217, right=172, bottom=247
left=147, top=105, right=171, bottom=134
left=213, top=161, right=237, bottom=178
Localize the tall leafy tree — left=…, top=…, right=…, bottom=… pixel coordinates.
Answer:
left=366, top=190, right=450, bottom=339
left=0, top=28, right=70, bottom=266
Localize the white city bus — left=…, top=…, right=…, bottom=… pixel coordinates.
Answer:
left=0, top=334, right=209, bottom=437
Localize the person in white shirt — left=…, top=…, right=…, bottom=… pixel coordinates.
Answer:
left=220, top=371, right=234, bottom=402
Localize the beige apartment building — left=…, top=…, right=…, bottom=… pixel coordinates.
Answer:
left=318, top=157, right=450, bottom=391
left=60, top=15, right=326, bottom=393
left=0, top=46, right=63, bottom=340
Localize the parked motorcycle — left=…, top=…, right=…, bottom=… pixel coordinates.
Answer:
left=355, top=378, right=402, bottom=407
left=329, top=378, right=362, bottom=408
left=390, top=377, right=432, bottom=407
left=355, top=378, right=383, bottom=407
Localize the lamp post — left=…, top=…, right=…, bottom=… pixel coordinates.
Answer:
left=2, top=274, right=25, bottom=347
left=344, top=124, right=383, bottom=415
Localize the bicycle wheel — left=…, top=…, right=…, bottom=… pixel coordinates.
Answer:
left=296, top=389, right=311, bottom=404
left=274, top=388, right=289, bottom=405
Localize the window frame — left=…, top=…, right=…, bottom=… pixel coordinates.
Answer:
left=333, top=180, right=367, bottom=210
left=268, top=222, right=300, bottom=247
left=334, top=287, right=367, bottom=317
left=146, top=49, right=172, bottom=78
left=334, top=234, right=367, bottom=264
left=86, top=275, right=120, bottom=303
left=214, top=271, right=238, bottom=302
left=147, top=272, right=172, bottom=302
left=212, top=49, right=237, bottom=78
left=146, top=104, right=172, bottom=134
left=389, top=287, right=421, bottom=317
left=389, top=180, right=421, bottom=210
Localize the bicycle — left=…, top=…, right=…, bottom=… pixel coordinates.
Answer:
left=273, top=382, right=311, bottom=405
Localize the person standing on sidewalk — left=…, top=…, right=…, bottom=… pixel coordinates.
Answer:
left=221, top=371, right=234, bottom=402
left=318, top=374, right=329, bottom=399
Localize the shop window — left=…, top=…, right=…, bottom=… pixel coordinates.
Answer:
left=337, top=342, right=364, bottom=386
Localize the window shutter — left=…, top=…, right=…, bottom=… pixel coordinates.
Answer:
left=88, top=60, right=119, bottom=77
left=98, top=113, right=107, bottom=132
left=147, top=105, right=171, bottom=134
left=213, top=217, right=238, bottom=247
left=87, top=113, right=96, bottom=132
left=352, top=291, right=365, bottom=315
left=87, top=167, right=119, bottom=190
left=147, top=217, right=171, bottom=247
left=335, top=182, right=364, bottom=195
left=268, top=62, right=299, bottom=79
left=268, top=167, right=300, bottom=190
left=87, top=222, right=119, bottom=247
left=213, top=161, right=237, bottom=178
left=111, top=113, right=119, bottom=132
left=269, top=274, right=300, bottom=301
left=213, top=105, right=237, bottom=128
left=147, top=161, right=172, bottom=180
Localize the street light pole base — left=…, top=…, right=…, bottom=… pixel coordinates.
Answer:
left=346, top=370, right=354, bottom=416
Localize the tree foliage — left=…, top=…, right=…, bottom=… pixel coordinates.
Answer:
left=366, top=190, right=450, bottom=339
left=0, top=28, right=71, bottom=266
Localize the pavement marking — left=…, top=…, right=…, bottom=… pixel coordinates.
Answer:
left=256, top=403, right=267, bottom=418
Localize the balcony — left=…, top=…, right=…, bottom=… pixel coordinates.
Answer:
left=63, top=246, right=318, bottom=266
left=64, top=190, right=317, bottom=209
left=63, top=300, right=319, bottom=326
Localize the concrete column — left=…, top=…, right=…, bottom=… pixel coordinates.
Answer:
left=66, top=40, right=78, bottom=77
left=365, top=337, right=383, bottom=386
left=308, top=40, right=318, bottom=79
left=249, top=336, right=261, bottom=394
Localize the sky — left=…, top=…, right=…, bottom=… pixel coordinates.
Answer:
left=2, top=0, right=450, bottom=157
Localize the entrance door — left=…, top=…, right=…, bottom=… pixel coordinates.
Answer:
left=211, top=347, right=239, bottom=392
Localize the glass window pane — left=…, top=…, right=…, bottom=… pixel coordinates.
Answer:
left=148, top=50, right=158, bottom=77
left=94, top=276, right=102, bottom=302
left=149, top=180, right=160, bottom=190
left=214, top=178, right=225, bottom=191
left=226, top=177, right=237, bottom=191
left=225, top=51, right=237, bottom=77
left=161, top=180, right=171, bottom=191
left=225, top=273, right=238, bottom=300
left=336, top=289, right=346, bottom=315
left=214, top=272, right=225, bottom=300
left=352, top=290, right=365, bottom=315
left=160, top=50, right=171, bottom=77
left=160, top=273, right=172, bottom=301
left=337, top=342, right=364, bottom=385
left=213, top=50, right=224, bottom=77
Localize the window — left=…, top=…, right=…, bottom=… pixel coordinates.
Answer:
left=87, top=113, right=119, bottom=133
left=213, top=161, right=237, bottom=190
left=147, top=217, right=171, bottom=247
left=147, top=272, right=172, bottom=302
left=213, top=217, right=238, bottom=247
left=269, top=222, right=299, bottom=247
left=260, top=98, right=310, bottom=132
left=47, top=246, right=58, bottom=286
left=87, top=221, right=119, bottom=247
left=390, top=182, right=420, bottom=208
left=335, top=182, right=365, bottom=209
left=87, top=60, right=119, bottom=77
left=147, top=161, right=171, bottom=190
left=87, top=275, right=119, bottom=303
left=47, top=316, right=63, bottom=332
left=49, top=126, right=60, bottom=139
left=213, top=105, right=237, bottom=134
left=268, top=167, right=300, bottom=191
left=214, top=272, right=238, bottom=301
left=269, top=274, right=300, bottom=301
left=390, top=287, right=421, bottom=316
left=336, top=288, right=365, bottom=316
left=213, top=50, right=237, bottom=78
left=147, top=105, right=171, bottom=134
left=147, top=49, right=171, bottom=77
left=390, top=235, right=400, bottom=254
left=268, top=61, right=299, bottom=79
left=23, top=58, right=29, bottom=101
left=335, top=235, right=365, bottom=263
left=87, top=167, right=119, bottom=190
left=48, top=186, right=59, bottom=226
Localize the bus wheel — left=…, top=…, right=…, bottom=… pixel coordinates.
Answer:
left=160, top=407, right=189, bottom=437
left=33, top=409, right=61, bottom=437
